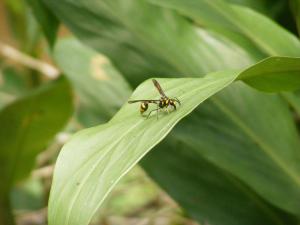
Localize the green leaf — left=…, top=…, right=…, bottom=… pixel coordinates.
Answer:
left=11, top=177, right=44, bottom=211
left=226, top=0, right=286, bottom=18
left=142, top=138, right=297, bottom=225
left=51, top=37, right=300, bottom=224
left=148, top=0, right=300, bottom=56
left=238, top=56, right=300, bottom=92
left=48, top=71, right=237, bottom=225
left=44, top=0, right=255, bottom=79
left=173, top=83, right=300, bottom=216
left=0, top=77, right=73, bottom=195
left=45, top=0, right=300, bottom=221
left=281, top=91, right=300, bottom=116
left=3, top=0, right=28, bottom=48
left=0, top=67, right=26, bottom=110
left=0, top=66, right=28, bottom=97
left=53, top=38, right=132, bottom=125
left=0, top=195, right=14, bottom=225
left=290, top=0, right=300, bottom=35
left=49, top=33, right=300, bottom=225
left=26, top=0, right=59, bottom=47
left=48, top=56, right=300, bottom=224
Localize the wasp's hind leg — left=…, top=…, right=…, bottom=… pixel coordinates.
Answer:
left=170, top=101, right=177, bottom=111
left=147, top=105, right=160, bottom=119
left=174, top=97, right=181, bottom=105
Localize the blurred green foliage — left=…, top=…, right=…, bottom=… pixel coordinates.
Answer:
left=1, top=0, right=300, bottom=225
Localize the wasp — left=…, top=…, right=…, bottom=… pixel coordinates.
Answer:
left=128, top=79, right=181, bottom=118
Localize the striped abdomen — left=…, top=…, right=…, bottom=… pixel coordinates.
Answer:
left=140, top=102, right=148, bottom=114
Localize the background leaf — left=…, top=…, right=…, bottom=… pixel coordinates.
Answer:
left=226, top=0, right=286, bottom=18
left=173, top=83, right=300, bottom=215
left=53, top=38, right=131, bottom=126
left=0, top=77, right=73, bottom=195
left=26, top=0, right=59, bottom=47
left=44, top=0, right=255, bottom=81
left=148, top=0, right=300, bottom=56
left=142, top=137, right=297, bottom=225
left=238, top=56, right=300, bottom=92
left=281, top=91, right=300, bottom=116
left=0, top=66, right=28, bottom=110
left=290, top=0, right=300, bottom=35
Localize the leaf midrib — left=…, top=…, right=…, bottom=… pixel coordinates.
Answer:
left=63, top=119, right=143, bottom=225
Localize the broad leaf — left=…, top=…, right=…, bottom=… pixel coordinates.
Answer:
left=44, top=0, right=254, bottom=80
left=173, top=83, right=300, bottom=216
left=148, top=0, right=300, bottom=56
left=48, top=59, right=300, bottom=224
left=48, top=71, right=237, bottom=225
left=142, top=137, right=297, bottom=225
left=0, top=195, right=14, bottom=225
left=226, top=0, right=285, bottom=18
left=281, top=91, right=300, bottom=116
left=52, top=38, right=300, bottom=225
left=45, top=0, right=300, bottom=220
left=238, top=56, right=300, bottom=92
left=290, top=0, right=300, bottom=35
left=26, top=0, right=59, bottom=47
left=0, top=66, right=27, bottom=110
left=147, top=0, right=300, bottom=113
left=0, top=66, right=28, bottom=97
left=53, top=38, right=131, bottom=125
left=0, top=77, right=73, bottom=195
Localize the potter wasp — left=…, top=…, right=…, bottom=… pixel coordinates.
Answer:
left=128, top=79, right=181, bottom=119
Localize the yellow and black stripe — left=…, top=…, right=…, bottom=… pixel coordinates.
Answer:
left=140, top=102, right=148, bottom=113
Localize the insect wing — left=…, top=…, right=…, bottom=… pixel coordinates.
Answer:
left=128, top=99, right=160, bottom=104
left=152, top=79, right=166, bottom=97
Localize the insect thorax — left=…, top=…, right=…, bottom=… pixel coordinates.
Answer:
left=159, top=97, right=169, bottom=108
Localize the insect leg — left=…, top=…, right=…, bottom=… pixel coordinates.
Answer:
left=147, top=105, right=159, bottom=119
left=166, top=100, right=171, bottom=114
left=170, top=101, right=177, bottom=110
left=174, top=97, right=181, bottom=105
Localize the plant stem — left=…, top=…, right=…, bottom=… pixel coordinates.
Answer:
left=0, top=42, right=59, bottom=78
left=0, top=195, right=15, bottom=225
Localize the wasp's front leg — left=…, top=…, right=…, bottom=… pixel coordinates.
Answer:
left=170, top=100, right=176, bottom=111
